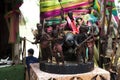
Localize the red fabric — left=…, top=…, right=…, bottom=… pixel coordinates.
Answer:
left=67, top=17, right=79, bottom=34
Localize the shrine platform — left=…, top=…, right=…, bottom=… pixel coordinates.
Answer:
left=29, top=63, right=110, bottom=80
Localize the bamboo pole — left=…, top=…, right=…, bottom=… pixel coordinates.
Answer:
left=101, top=0, right=106, bottom=36
left=107, top=2, right=113, bottom=35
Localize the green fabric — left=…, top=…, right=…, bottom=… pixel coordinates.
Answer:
left=46, top=19, right=66, bottom=26
left=112, top=9, right=118, bottom=16
left=107, top=1, right=115, bottom=7
left=93, top=44, right=99, bottom=66
left=0, top=65, right=25, bottom=80
left=94, top=45, right=99, bottom=60
left=93, top=0, right=100, bottom=12
left=86, top=47, right=88, bottom=59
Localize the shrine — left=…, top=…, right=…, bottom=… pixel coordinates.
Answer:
left=0, top=0, right=120, bottom=80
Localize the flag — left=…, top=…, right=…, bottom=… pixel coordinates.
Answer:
left=93, top=0, right=100, bottom=13
left=112, top=8, right=119, bottom=23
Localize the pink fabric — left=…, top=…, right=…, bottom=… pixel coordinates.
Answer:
left=47, top=26, right=53, bottom=33
left=67, top=17, right=79, bottom=34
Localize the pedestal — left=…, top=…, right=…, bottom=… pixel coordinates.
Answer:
left=40, top=61, right=94, bottom=74
left=30, top=63, right=110, bottom=80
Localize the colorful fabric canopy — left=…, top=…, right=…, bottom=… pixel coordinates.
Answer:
left=40, top=0, right=93, bottom=19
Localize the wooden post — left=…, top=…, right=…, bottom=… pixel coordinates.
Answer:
left=107, top=2, right=113, bottom=35
left=22, top=37, right=26, bottom=65
left=101, top=0, right=106, bottom=36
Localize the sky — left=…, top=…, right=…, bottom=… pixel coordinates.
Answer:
left=19, top=0, right=40, bottom=58
left=20, top=0, right=40, bottom=28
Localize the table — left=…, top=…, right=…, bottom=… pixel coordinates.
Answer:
left=30, top=63, right=110, bottom=80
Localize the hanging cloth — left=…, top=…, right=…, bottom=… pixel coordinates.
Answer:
left=67, top=16, right=79, bottom=34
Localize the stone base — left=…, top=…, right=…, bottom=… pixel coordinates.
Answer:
left=40, top=61, right=94, bottom=74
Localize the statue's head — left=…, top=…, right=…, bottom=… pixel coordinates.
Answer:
left=65, top=32, right=75, bottom=46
